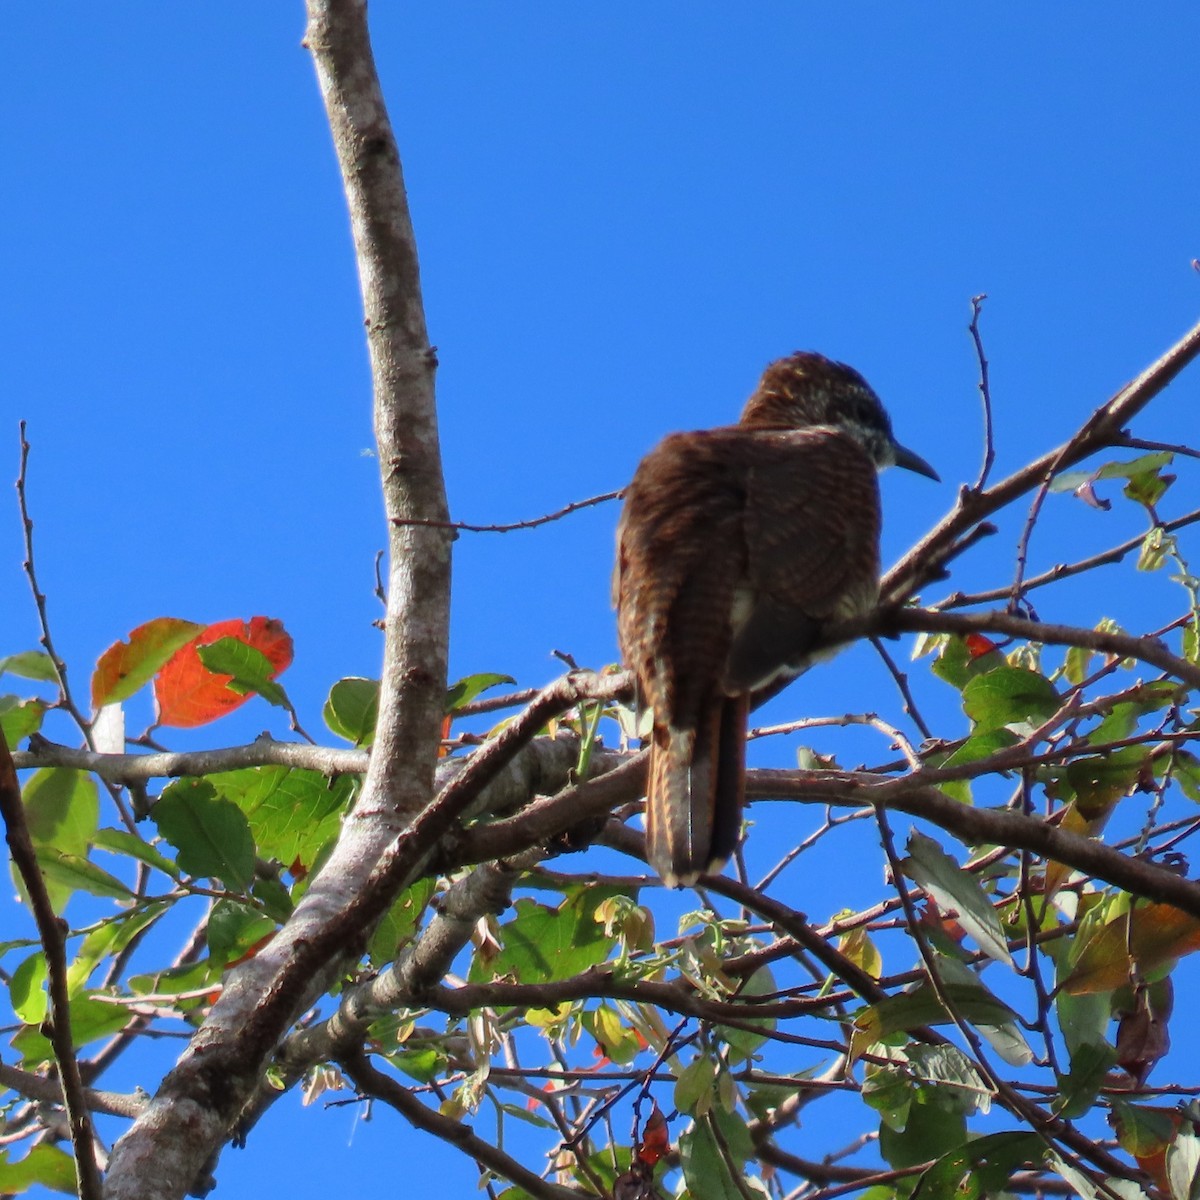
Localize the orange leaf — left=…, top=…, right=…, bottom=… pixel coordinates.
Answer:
left=637, top=1105, right=670, bottom=1166
left=91, top=617, right=204, bottom=709
left=1064, top=903, right=1200, bottom=995
left=154, top=617, right=293, bottom=728
left=965, top=633, right=1001, bottom=659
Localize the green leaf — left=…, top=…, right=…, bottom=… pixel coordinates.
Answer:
left=16, top=768, right=99, bottom=911
left=1055, top=987, right=1111, bottom=1059
left=907, top=1044, right=993, bottom=1116
left=862, top=1063, right=914, bottom=1130
left=904, top=831, right=1012, bottom=966
left=1112, top=1099, right=1179, bottom=1158
left=0, top=650, right=59, bottom=683
left=12, top=993, right=134, bottom=1065
left=853, top=972, right=1029, bottom=1066
left=718, top=964, right=776, bottom=1063
left=931, top=636, right=1004, bottom=691
left=206, top=898, right=277, bottom=968
left=933, top=728, right=1019, bottom=804
left=252, top=876, right=294, bottom=924
left=67, top=903, right=170, bottom=995
left=368, top=878, right=436, bottom=967
left=34, top=850, right=133, bottom=901
left=468, top=887, right=624, bottom=985
left=878, top=1090, right=967, bottom=1169
left=0, top=1143, right=78, bottom=1194
left=153, top=780, right=256, bottom=892
left=94, top=827, right=180, bottom=878
left=962, top=666, right=1060, bottom=734
left=910, top=1131, right=1044, bottom=1200
left=323, top=676, right=379, bottom=746
left=9, top=952, right=48, bottom=1024
left=205, top=766, right=354, bottom=870
left=445, top=671, right=517, bottom=713
left=1088, top=681, right=1182, bottom=745
left=1064, top=749, right=1148, bottom=818
left=21, top=768, right=98, bottom=856
left=0, top=696, right=47, bottom=745
left=1055, top=1040, right=1116, bottom=1118
left=675, top=1056, right=717, bottom=1116
left=679, top=1110, right=757, bottom=1200
left=128, top=959, right=220, bottom=1004
left=197, top=638, right=289, bottom=708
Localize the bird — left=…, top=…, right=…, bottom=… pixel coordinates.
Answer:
left=614, top=352, right=938, bottom=887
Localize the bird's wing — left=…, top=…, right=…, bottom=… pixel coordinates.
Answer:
left=615, top=430, right=748, bottom=729
left=725, top=429, right=882, bottom=692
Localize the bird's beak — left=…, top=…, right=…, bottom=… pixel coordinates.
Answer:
left=892, top=440, right=940, bottom=482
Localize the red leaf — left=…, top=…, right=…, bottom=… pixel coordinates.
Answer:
left=964, top=633, right=1000, bottom=659
left=636, top=1105, right=670, bottom=1166
left=154, top=617, right=293, bottom=728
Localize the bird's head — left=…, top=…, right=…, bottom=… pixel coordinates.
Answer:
left=740, top=351, right=939, bottom=481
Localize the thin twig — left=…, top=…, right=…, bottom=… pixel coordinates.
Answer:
left=16, top=424, right=91, bottom=735
left=882, top=313, right=1200, bottom=607
left=392, top=488, right=622, bottom=534
left=936, top=505, right=1200, bottom=609
left=968, top=294, right=996, bottom=490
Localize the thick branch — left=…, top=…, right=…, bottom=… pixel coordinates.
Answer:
left=103, top=5, right=450, bottom=1197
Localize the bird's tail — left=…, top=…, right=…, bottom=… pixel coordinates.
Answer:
left=645, top=695, right=748, bottom=887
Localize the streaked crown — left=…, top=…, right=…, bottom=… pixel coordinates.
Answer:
left=740, top=351, right=938, bottom=480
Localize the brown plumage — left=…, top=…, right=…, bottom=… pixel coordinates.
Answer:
left=615, top=352, right=937, bottom=886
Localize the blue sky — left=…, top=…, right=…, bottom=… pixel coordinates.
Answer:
left=4, top=5, right=1200, bottom=1197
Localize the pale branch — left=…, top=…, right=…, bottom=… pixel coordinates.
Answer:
left=233, top=858, right=528, bottom=1156
left=103, top=3, right=452, bottom=1196
left=881, top=313, right=1200, bottom=607
left=276, top=860, right=520, bottom=1073
left=0, top=1061, right=146, bottom=1121
left=0, top=730, right=103, bottom=1200
left=13, top=736, right=369, bottom=783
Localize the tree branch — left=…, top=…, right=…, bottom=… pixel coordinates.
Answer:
left=881, top=314, right=1200, bottom=606
left=103, top=4, right=450, bottom=1196
left=0, top=730, right=103, bottom=1200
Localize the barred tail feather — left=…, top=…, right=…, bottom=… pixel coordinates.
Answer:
left=645, top=697, right=748, bottom=887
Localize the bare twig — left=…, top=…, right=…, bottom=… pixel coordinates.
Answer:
left=968, top=294, right=996, bottom=490
left=882, top=314, right=1200, bottom=607
left=16, top=424, right=92, bottom=736
left=393, top=488, right=622, bottom=534
left=936, top=505, right=1200, bottom=609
